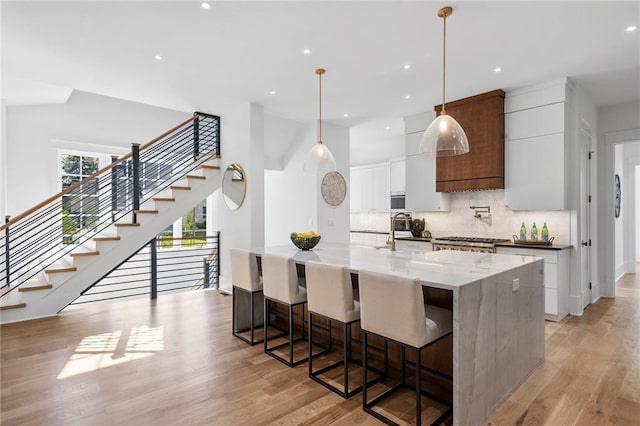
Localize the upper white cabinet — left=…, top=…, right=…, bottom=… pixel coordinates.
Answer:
left=390, top=160, right=405, bottom=193
left=403, top=117, right=451, bottom=212
left=504, top=80, right=571, bottom=210
left=350, top=163, right=389, bottom=212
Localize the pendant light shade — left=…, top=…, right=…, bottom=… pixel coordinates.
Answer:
left=419, top=6, right=469, bottom=157
left=303, top=68, right=337, bottom=173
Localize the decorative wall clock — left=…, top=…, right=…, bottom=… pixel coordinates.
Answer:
left=321, top=171, right=347, bottom=207
left=614, top=174, right=621, bottom=218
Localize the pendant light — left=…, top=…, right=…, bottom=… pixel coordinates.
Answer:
left=419, top=6, right=469, bottom=157
left=303, top=68, right=337, bottom=173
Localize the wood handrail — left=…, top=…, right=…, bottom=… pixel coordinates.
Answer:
left=0, top=115, right=199, bottom=232
left=156, top=235, right=219, bottom=242
left=204, top=248, right=218, bottom=263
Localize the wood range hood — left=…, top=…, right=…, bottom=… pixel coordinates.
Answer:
left=435, top=89, right=505, bottom=192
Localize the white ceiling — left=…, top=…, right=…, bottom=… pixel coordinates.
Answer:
left=2, top=1, right=639, bottom=154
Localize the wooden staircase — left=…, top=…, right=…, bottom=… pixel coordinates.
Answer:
left=0, top=158, right=221, bottom=323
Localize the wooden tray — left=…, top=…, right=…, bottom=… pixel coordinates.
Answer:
left=512, top=235, right=554, bottom=246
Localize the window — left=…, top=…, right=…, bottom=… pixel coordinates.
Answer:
left=61, top=154, right=99, bottom=244
left=182, top=199, right=207, bottom=239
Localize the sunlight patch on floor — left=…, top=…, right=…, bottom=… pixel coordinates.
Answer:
left=57, top=325, right=164, bottom=379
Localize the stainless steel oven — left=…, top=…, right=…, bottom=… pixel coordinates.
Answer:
left=390, top=192, right=405, bottom=212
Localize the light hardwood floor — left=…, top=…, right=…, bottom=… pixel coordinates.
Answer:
left=1, top=271, right=639, bottom=426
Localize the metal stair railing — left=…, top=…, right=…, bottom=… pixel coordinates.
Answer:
left=1, top=112, right=220, bottom=294
left=68, top=232, right=220, bottom=306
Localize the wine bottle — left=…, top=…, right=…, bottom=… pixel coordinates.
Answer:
left=519, top=222, right=527, bottom=241
left=531, top=222, right=538, bottom=241
left=541, top=222, right=549, bottom=242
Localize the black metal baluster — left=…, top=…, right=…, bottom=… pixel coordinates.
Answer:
left=131, top=143, right=140, bottom=223
left=150, top=237, right=157, bottom=299
left=4, top=216, right=10, bottom=288
left=110, top=156, right=118, bottom=223
left=203, top=256, right=210, bottom=289
left=193, top=113, right=200, bottom=161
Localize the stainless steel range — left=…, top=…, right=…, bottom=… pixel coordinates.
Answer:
left=432, top=236, right=510, bottom=253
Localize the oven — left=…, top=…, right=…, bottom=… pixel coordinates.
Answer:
left=390, top=192, right=405, bottom=212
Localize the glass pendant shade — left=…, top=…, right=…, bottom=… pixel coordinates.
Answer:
left=303, top=141, right=336, bottom=173
left=418, top=113, right=469, bottom=156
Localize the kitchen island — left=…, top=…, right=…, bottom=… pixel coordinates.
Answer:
left=256, top=244, right=544, bottom=425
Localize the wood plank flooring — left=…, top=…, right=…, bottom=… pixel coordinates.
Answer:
left=1, top=271, right=639, bottom=426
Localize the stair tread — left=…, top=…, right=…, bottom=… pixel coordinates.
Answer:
left=94, top=236, right=121, bottom=242
left=0, top=303, right=26, bottom=311
left=45, top=266, right=77, bottom=274
left=170, top=186, right=191, bottom=190
left=70, top=251, right=100, bottom=257
left=201, top=165, right=221, bottom=170
left=186, top=175, right=206, bottom=180
left=134, top=209, right=159, bottom=214
left=115, top=223, right=140, bottom=227
left=19, top=284, right=53, bottom=292
left=153, top=197, right=175, bottom=202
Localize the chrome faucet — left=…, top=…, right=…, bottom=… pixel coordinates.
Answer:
left=390, top=212, right=410, bottom=251
left=470, top=205, right=491, bottom=219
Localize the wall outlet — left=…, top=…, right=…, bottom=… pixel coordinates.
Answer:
left=512, top=278, right=520, bottom=292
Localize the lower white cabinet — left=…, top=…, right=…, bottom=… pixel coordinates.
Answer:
left=395, top=240, right=432, bottom=251
left=350, top=232, right=389, bottom=248
left=496, top=246, right=570, bottom=321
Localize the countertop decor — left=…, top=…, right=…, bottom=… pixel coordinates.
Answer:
left=290, top=231, right=321, bottom=250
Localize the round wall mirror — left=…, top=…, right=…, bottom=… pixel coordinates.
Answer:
left=222, top=163, right=247, bottom=210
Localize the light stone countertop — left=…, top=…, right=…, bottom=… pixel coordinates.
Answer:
left=257, top=243, right=542, bottom=291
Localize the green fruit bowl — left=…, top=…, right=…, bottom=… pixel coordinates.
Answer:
left=291, top=235, right=321, bottom=250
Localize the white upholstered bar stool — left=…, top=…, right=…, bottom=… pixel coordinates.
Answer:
left=359, top=270, right=453, bottom=426
left=230, top=248, right=264, bottom=345
left=262, top=253, right=309, bottom=367
left=305, top=261, right=362, bottom=398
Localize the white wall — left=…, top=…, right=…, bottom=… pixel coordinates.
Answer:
left=598, top=100, right=640, bottom=296
left=637, top=165, right=640, bottom=261
left=623, top=142, right=640, bottom=271
left=350, top=133, right=403, bottom=166
left=4, top=90, right=191, bottom=215
left=1, top=99, right=6, bottom=220
left=265, top=121, right=349, bottom=247
left=263, top=114, right=304, bottom=171
left=216, top=102, right=265, bottom=289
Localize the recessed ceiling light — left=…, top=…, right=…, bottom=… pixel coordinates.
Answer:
left=269, top=90, right=276, bottom=95
left=494, top=67, right=502, bottom=73
left=404, top=64, right=411, bottom=70
left=303, top=49, right=311, bottom=55
left=154, top=55, right=163, bottom=60
left=626, top=25, right=637, bottom=32
left=405, top=95, right=411, bottom=100
left=386, top=126, right=391, bottom=130
left=201, top=2, right=210, bottom=9
left=343, top=113, right=349, bottom=118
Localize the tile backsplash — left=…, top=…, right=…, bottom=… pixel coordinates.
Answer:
left=351, top=190, right=571, bottom=244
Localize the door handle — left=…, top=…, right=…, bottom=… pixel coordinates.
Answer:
left=581, top=241, right=588, bottom=247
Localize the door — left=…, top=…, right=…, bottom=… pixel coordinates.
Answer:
left=580, top=126, right=594, bottom=307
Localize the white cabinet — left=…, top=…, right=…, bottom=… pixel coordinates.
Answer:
left=405, top=131, right=450, bottom=212
left=350, top=232, right=389, bottom=248
left=350, top=168, right=363, bottom=212
left=350, top=163, right=390, bottom=213
left=504, top=80, right=570, bottom=210
left=496, top=246, right=570, bottom=321
left=390, top=160, right=406, bottom=193
left=395, top=240, right=432, bottom=251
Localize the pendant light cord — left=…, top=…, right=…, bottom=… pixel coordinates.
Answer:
left=318, top=70, right=322, bottom=144
left=441, top=12, right=447, bottom=115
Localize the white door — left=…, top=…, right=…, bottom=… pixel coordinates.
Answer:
left=580, top=127, right=593, bottom=307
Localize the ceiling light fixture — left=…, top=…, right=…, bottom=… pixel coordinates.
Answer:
left=201, top=2, right=210, bottom=9
left=343, top=113, right=349, bottom=118
left=303, top=68, right=337, bottom=174
left=405, top=95, right=411, bottom=99
left=386, top=126, right=391, bottom=130
left=419, top=6, right=469, bottom=157
left=626, top=25, right=637, bottom=32
left=154, top=55, right=163, bottom=60
left=303, top=49, right=311, bottom=55
left=269, top=90, right=276, bottom=95
left=404, top=64, right=411, bottom=70
left=494, top=67, right=502, bottom=73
